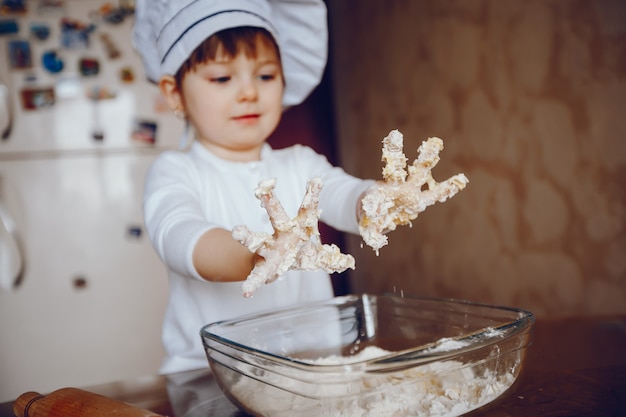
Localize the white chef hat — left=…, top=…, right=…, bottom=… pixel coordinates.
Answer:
left=132, top=0, right=328, bottom=107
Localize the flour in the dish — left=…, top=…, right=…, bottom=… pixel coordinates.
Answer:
left=229, top=346, right=517, bottom=417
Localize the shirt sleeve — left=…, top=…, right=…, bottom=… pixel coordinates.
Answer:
left=288, top=145, right=374, bottom=234
left=319, top=166, right=375, bottom=234
left=143, top=151, right=214, bottom=280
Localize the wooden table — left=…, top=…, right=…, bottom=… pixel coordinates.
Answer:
left=479, top=315, right=626, bottom=416
left=2, top=316, right=625, bottom=416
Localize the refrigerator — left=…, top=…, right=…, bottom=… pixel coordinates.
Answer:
left=0, top=0, right=184, bottom=402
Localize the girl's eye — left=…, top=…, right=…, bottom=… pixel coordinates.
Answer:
left=210, top=76, right=231, bottom=83
left=258, top=74, right=276, bottom=81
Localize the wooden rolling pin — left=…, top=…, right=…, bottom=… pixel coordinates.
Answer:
left=14, top=388, right=165, bottom=417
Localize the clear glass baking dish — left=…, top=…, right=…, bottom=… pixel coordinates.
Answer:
left=200, top=294, right=534, bottom=417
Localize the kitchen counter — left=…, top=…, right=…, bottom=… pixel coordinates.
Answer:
left=2, top=315, right=625, bottom=416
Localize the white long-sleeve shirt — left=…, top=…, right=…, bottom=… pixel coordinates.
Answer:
left=143, top=141, right=372, bottom=374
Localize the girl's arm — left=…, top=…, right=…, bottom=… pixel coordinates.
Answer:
left=144, top=152, right=260, bottom=284
left=192, top=228, right=261, bottom=282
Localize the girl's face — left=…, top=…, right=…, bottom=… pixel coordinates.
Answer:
left=177, top=38, right=284, bottom=162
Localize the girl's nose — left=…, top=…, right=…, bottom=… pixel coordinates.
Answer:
left=238, top=79, right=258, bottom=101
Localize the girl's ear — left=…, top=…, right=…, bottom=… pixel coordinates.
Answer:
left=158, top=75, right=184, bottom=113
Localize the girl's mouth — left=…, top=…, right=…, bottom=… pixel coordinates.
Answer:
left=233, top=114, right=260, bottom=124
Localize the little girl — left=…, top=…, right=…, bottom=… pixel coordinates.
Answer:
left=133, top=0, right=374, bottom=375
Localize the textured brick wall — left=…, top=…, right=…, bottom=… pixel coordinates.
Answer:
left=328, top=0, right=626, bottom=317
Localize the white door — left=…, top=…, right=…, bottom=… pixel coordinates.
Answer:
left=0, top=152, right=168, bottom=402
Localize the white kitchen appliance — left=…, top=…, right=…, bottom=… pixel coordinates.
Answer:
left=0, top=1, right=183, bottom=402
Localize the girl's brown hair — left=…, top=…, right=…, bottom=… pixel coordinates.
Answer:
left=174, top=26, right=282, bottom=88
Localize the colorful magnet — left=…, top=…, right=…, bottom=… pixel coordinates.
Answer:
left=103, top=9, right=125, bottom=24
left=37, top=1, right=65, bottom=14
left=99, top=33, right=120, bottom=59
left=42, top=50, right=63, bottom=73
left=60, top=18, right=96, bottom=48
left=131, top=119, right=157, bottom=144
left=8, top=39, right=31, bottom=69
left=89, top=3, right=131, bottom=24
left=119, top=66, right=134, bottom=83
left=30, top=22, right=50, bottom=40
left=119, top=0, right=135, bottom=13
left=86, top=85, right=116, bottom=100
left=20, top=87, right=55, bottom=110
left=0, top=19, right=19, bottom=34
left=0, top=1, right=26, bottom=14
left=79, top=57, right=99, bottom=76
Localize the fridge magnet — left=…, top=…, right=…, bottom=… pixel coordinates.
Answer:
left=0, top=19, right=19, bottom=34
left=119, top=0, right=135, bottom=13
left=60, top=18, right=95, bottom=48
left=0, top=0, right=26, bottom=14
left=90, top=3, right=126, bottom=25
left=20, top=86, right=55, bottom=110
left=86, top=85, right=116, bottom=100
left=119, top=66, right=134, bottom=83
left=131, top=119, right=157, bottom=144
left=30, top=22, right=50, bottom=40
left=99, top=33, right=120, bottom=59
left=42, top=50, right=63, bottom=73
left=8, top=39, right=32, bottom=69
left=37, top=0, right=65, bottom=14
left=79, top=57, right=99, bottom=76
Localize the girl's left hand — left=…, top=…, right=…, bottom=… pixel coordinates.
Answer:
left=358, top=130, right=469, bottom=254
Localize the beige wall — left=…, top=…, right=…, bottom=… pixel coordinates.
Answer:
left=327, top=0, right=626, bottom=317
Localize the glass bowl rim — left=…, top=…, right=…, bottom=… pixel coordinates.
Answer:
left=200, top=293, right=535, bottom=373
